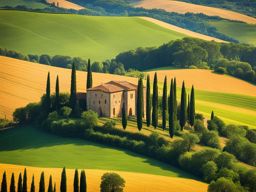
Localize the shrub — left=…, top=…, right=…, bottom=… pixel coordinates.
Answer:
left=240, top=170, right=256, bottom=192
left=81, top=110, right=98, bottom=129
left=246, top=129, right=256, bottom=144
left=208, top=177, right=245, bottom=192
left=207, top=116, right=225, bottom=135
left=195, top=113, right=204, bottom=121
left=100, top=173, right=125, bottom=192
left=202, top=161, right=218, bottom=182
left=60, top=107, right=72, bottom=118
left=0, top=119, right=13, bottom=128
left=217, top=168, right=239, bottom=182
left=200, top=131, right=221, bottom=149
left=215, top=152, right=236, bottom=169
left=13, top=103, right=41, bottom=123
left=194, top=120, right=207, bottom=134
left=223, top=124, right=246, bottom=138
left=214, top=67, right=226, bottom=74
left=181, top=133, right=200, bottom=151
left=103, top=120, right=116, bottom=129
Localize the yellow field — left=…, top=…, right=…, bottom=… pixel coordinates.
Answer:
left=0, top=164, right=208, bottom=192
left=135, top=0, right=256, bottom=24
left=46, top=0, right=84, bottom=10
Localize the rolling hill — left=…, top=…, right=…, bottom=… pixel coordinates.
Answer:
left=0, top=0, right=48, bottom=9
left=135, top=0, right=256, bottom=25
left=1, top=56, right=256, bottom=127
left=46, top=0, right=85, bottom=10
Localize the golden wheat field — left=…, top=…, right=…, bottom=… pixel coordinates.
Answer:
left=46, top=0, right=84, bottom=10
left=135, top=0, right=256, bottom=24
left=0, top=164, right=208, bottom=192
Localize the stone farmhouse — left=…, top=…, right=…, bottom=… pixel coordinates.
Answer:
left=86, top=81, right=146, bottom=118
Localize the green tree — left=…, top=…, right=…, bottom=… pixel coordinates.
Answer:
left=202, top=161, right=218, bottom=182
left=174, top=78, right=177, bottom=120
left=53, top=184, right=56, bottom=192
left=1, top=171, right=7, bottom=192
left=208, top=177, right=243, bottom=192
left=136, top=78, right=144, bottom=131
left=18, top=173, right=22, bottom=192
left=44, top=72, right=51, bottom=114
left=74, top=169, right=79, bottom=192
left=60, top=168, right=67, bottom=192
left=152, top=72, right=158, bottom=128
left=39, top=172, right=45, bottom=192
left=81, top=110, right=98, bottom=129
left=10, top=173, right=15, bottom=192
left=70, top=63, right=77, bottom=116
left=30, top=175, right=35, bottom=192
left=162, top=76, right=167, bottom=130
left=48, top=176, right=53, bottom=192
left=55, top=75, right=60, bottom=112
left=179, top=81, right=187, bottom=130
left=211, top=111, right=215, bottom=120
left=22, top=169, right=27, bottom=192
left=169, top=79, right=175, bottom=138
left=100, top=173, right=125, bottom=192
left=187, top=94, right=190, bottom=124
left=121, top=103, right=127, bottom=130
left=80, top=170, right=87, bottom=192
left=86, top=59, right=93, bottom=89
left=146, top=75, right=151, bottom=127
left=189, top=86, right=195, bottom=126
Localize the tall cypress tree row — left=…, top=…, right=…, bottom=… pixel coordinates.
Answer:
left=162, top=76, right=167, bottom=130
left=1, top=171, right=7, bottom=192
left=189, top=86, right=195, bottom=126
left=179, top=81, right=187, bottom=130
left=187, top=94, right=190, bottom=124
left=39, top=172, right=45, bottom=192
left=174, top=78, right=177, bottom=120
left=10, top=173, right=15, bottom=192
left=122, top=103, right=127, bottom=130
left=70, top=63, right=77, bottom=116
left=18, top=173, right=22, bottom=192
left=80, top=170, right=87, bottom=192
left=211, top=111, right=215, bottom=120
left=136, top=78, right=144, bottom=131
left=22, top=169, right=27, bottom=192
left=30, top=175, right=35, bottom=192
left=152, top=72, right=158, bottom=128
left=74, top=169, right=79, bottom=192
left=86, top=59, right=93, bottom=89
left=146, top=75, right=151, bottom=127
left=60, top=168, right=67, bottom=192
left=169, top=79, right=175, bottom=138
left=48, top=176, right=53, bottom=192
left=55, top=75, right=60, bottom=112
left=45, top=72, right=51, bottom=114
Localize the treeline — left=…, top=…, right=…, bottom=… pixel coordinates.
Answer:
left=116, top=38, right=256, bottom=83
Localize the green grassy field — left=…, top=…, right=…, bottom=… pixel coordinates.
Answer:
left=0, top=10, right=186, bottom=61
left=0, top=125, right=193, bottom=178
left=209, top=20, right=256, bottom=45
left=0, top=0, right=48, bottom=9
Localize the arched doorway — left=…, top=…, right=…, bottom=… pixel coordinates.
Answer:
left=129, top=108, right=132, bottom=116
left=113, top=108, right=115, bottom=116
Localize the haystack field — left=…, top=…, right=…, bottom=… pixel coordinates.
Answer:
left=139, top=17, right=225, bottom=42
left=0, top=164, right=208, bottom=192
left=135, top=0, right=256, bottom=24
left=46, top=0, right=84, bottom=10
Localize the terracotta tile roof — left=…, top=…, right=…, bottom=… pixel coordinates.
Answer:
left=87, top=81, right=137, bottom=93
left=107, top=81, right=137, bottom=90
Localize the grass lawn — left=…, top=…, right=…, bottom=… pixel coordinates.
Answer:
left=0, top=125, right=193, bottom=178
left=209, top=20, right=256, bottom=45
left=0, top=0, right=48, bottom=9
left=0, top=10, right=186, bottom=61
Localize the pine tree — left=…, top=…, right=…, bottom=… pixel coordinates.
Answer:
left=39, top=172, right=45, bottom=192
left=45, top=72, right=51, bottom=114
left=73, top=169, right=79, bottom=192
left=189, top=86, right=195, bottom=126
left=162, top=76, right=167, bottom=130
left=179, top=81, right=187, bottom=130
left=174, top=77, right=177, bottom=121
left=136, top=78, right=144, bottom=131
left=10, top=173, right=15, bottom=192
left=60, top=168, right=66, bottom=192
left=55, top=75, right=60, bottom=112
left=86, top=59, right=93, bottom=89
left=48, top=175, right=53, bottom=192
left=70, top=63, right=77, bottom=116
left=18, top=173, right=22, bottom=192
left=152, top=72, right=158, bottom=128
left=1, top=171, right=7, bottom=192
left=211, top=111, right=215, bottom=120
left=169, top=79, right=175, bottom=138
left=146, top=75, right=151, bottom=127
left=122, top=103, right=127, bottom=130
left=80, top=170, right=87, bottom=192
left=22, top=169, right=27, bottom=192
left=30, top=175, right=35, bottom=192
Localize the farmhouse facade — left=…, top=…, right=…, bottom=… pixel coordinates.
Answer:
left=87, top=81, right=145, bottom=118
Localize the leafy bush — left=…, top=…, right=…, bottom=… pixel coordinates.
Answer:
left=240, top=170, right=256, bottom=192
left=100, top=172, right=125, bottom=192
left=60, top=106, right=72, bottom=118
left=0, top=119, right=13, bottom=128
left=217, top=168, right=239, bottom=182
left=200, top=131, right=221, bottom=149
left=246, top=129, right=256, bottom=144
left=103, top=120, right=116, bottom=129
left=207, top=116, right=225, bottom=135
left=215, top=152, right=236, bottom=169
left=208, top=177, right=245, bottom=192
left=13, top=103, right=41, bottom=123
left=222, top=124, right=247, bottom=138
left=181, top=133, right=200, bottom=151
left=81, top=110, right=98, bottom=129
left=194, top=119, right=207, bottom=134
left=202, top=161, right=218, bottom=182
left=214, top=66, right=226, bottom=74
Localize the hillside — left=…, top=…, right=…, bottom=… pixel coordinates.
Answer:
left=46, top=0, right=85, bottom=10
left=0, top=0, right=48, bottom=9
left=135, top=0, right=256, bottom=25
left=1, top=56, right=256, bottom=127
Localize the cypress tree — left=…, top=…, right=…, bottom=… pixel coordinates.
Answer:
left=45, top=72, right=51, bottom=114
left=174, top=77, right=177, bottom=120
left=30, top=175, right=35, bottom=192
left=136, top=78, right=144, bottom=131
left=1, top=171, right=7, bottom=192
left=187, top=94, right=190, bottom=124
left=18, top=173, right=22, bottom=192
left=122, top=103, right=127, bottom=130
left=10, top=173, right=15, bottom=192
left=55, top=75, right=60, bottom=112
left=60, top=168, right=66, bottom=192
left=162, top=76, right=167, bottom=130
left=22, top=169, right=27, bottom=192
left=86, top=59, right=93, bottom=89
left=70, top=63, right=77, bottom=116
left=39, top=172, right=45, bottom=192
left=73, top=169, right=79, bottom=192
left=80, top=170, right=87, bottom=192
left=211, top=111, right=215, bottom=120
left=53, top=183, right=56, bottom=192
left=48, top=175, right=53, bottom=192
left=169, top=79, right=175, bottom=138
left=146, top=75, right=151, bottom=127
left=179, top=81, right=187, bottom=130
left=189, top=86, right=195, bottom=126
left=152, top=72, right=158, bottom=128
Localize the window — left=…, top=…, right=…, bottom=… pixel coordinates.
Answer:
left=113, top=108, right=115, bottom=116
left=130, top=93, right=133, bottom=99
left=99, top=100, right=101, bottom=104
left=105, top=99, right=107, bottom=104
left=95, top=93, right=97, bottom=97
